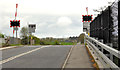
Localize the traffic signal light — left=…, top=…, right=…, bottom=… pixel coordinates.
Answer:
left=28, top=24, right=36, bottom=33
left=10, top=20, right=20, bottom=27
left=82, top=15, right=93, bottom=22
left=29, top=24, right=36, bottom=28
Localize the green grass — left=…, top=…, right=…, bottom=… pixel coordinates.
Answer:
left=9, top=44, right=22, bottom=46
left=33, top=44, right=41, bottom=45
left=44, top=41, right=55, bottom=45
left=60, top=42, right=76, bottom=45
left=14, top=41, right=77, bottom=46
left=42, top=41, right=76, bottom=45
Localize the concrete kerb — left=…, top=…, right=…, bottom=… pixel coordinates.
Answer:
left=86, top=45, right=103, bottom=70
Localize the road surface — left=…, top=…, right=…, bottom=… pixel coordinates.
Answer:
left=1, top=45, right=72, bottom=70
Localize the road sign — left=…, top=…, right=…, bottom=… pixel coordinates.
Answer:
left=83, top=22, right=90, bottom=32
left=83, top=28, right=87, bottom=32
left=13, top=27, right=18, bottom=30
left=29, top=24, right=36, bottom=29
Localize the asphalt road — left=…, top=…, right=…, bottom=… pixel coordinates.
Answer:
left=2, top=45, right=72, bottom=69
left=2, top=47, right=39, bottom=60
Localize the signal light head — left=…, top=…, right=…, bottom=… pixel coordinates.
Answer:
left=10, top=20, right=20, bottom=27
left=82, top=15, right=93, bottom=22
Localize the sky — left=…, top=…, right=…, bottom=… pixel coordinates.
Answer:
left=0, top=0, right=115, bottom=38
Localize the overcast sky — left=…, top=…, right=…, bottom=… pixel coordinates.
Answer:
left=0, top=0, right=115, bottom=38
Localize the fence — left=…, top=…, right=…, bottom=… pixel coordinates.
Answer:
left=9, top=37, right=21, bottom=45
left=0, top=38, right=5, bottom=47
left=0, top=37, right=21, bottom=47
left=90, top=0, right=118, bottom=50
left=90, top=0, right=119, bottom=67
left=85, top=36, right=120, bottom=69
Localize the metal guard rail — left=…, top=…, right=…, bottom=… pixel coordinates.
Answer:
left=85, top=36, right=120, bottom=69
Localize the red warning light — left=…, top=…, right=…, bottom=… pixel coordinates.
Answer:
left=82, top=15, right=93, bottom=22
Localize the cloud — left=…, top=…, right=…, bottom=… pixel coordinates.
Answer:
left=0, top=0, right=115, bottom=38
left=0, top=12, right=83, bottom=38
left=28, top=15, right=83, bottom=38
left=56, top=17, right=72, bottom=26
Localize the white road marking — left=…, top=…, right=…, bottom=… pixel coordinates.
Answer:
left=0, top=46, right=16, bottom=50
left=61, top=45, right=75, bottom=70
left=0, top=46, right=49, bottom=64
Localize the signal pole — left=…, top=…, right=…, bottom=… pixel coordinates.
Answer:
left=86, top=7, right=88, bottom=15
left=10, top=4, right=20, bottom=40
left=15, top=4, right=18, bottom=38
left=12, top=22, right=14, bottom=38
left=86, top=7, right=89, bottom=36
left=82, top=7, right=92, bottom=36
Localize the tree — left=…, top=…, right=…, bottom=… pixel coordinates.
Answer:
left=31, top=35, right=40, bottom=45
left=54, top=40, right=60, bottom=45
left=79, top=33, right=85, bottom=44
left=20, top=27, right=28, bottom=45
left=21, top=36, right=28, bottom=45
left=39, top=40, right=46, bottom=45
left=20, top=27, right=28, bottom=38
left=0, top=33, right=4, bottom=38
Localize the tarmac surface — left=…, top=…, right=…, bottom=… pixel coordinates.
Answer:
left=1, top=45, right=95, bottom=70
left=2, top=45, right=71, bottom=68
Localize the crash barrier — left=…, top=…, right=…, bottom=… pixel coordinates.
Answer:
left=85, top=36, right=120, bottom=70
